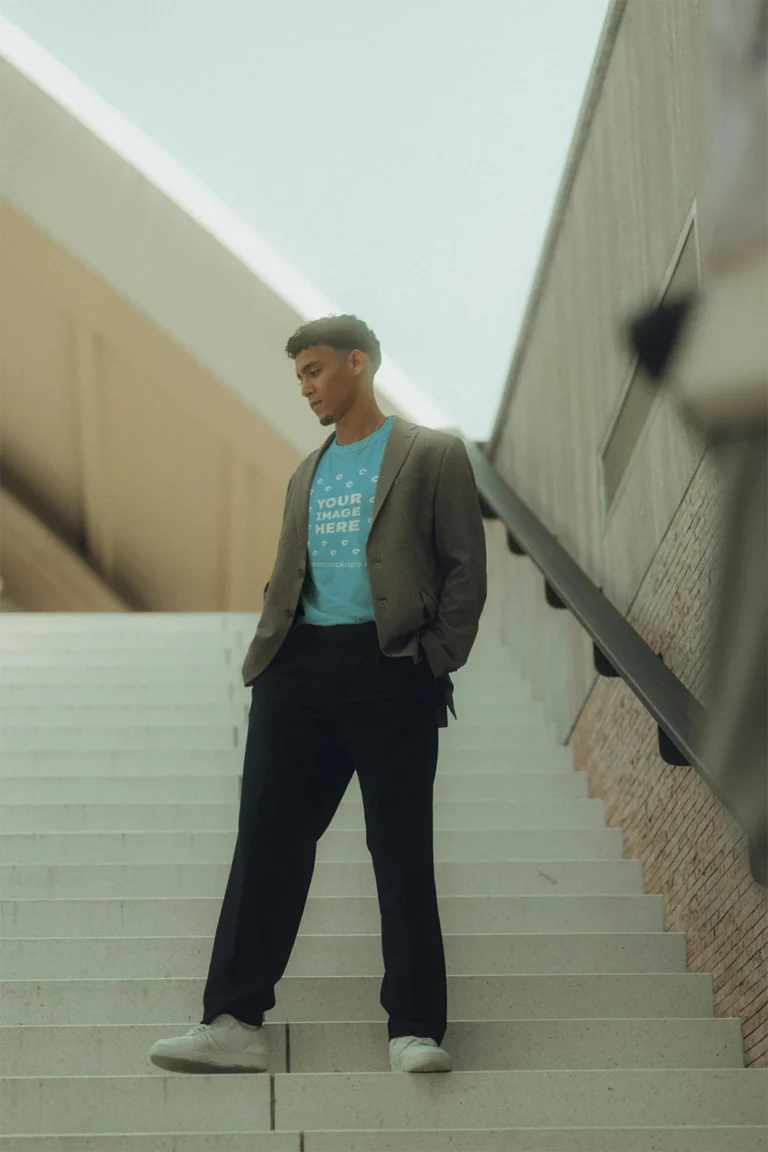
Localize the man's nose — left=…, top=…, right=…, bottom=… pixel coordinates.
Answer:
left=301, top=378, right=314, bottom=397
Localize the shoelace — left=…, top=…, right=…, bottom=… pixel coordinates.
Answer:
left=401, top=1037, right=436, bottom=1050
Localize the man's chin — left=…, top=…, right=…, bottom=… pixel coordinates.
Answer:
left=318, top=413, right=335, bottom=427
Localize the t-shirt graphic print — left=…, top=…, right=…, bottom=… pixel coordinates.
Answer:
left=299, top=417, right=394, bottom=627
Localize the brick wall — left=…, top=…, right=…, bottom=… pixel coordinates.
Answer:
left=571, top=453, right=768, bottom=1068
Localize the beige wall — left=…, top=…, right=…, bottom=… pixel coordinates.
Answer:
left=489, top=0, right=714, bottom=738
left=0, top=488, right=130, bottom=613
left=0, top=34, right=449, bottom=618
left=0, top=52, right=426, bottom=451
left=0, top=203, right=301, bottom=612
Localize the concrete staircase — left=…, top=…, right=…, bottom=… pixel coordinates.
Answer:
left=0, top=612, right=766, bottom=1151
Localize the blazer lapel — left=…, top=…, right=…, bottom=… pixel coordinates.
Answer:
left=370, top=417, right=418, bottom=531
left=293, top=431, right=335, bottom=545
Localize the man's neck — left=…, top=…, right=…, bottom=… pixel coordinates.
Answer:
left=334, top=406, right=387, bottom=446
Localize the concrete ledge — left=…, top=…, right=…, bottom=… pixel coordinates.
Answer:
left=0, top=973, right=713, bottom=1027
left=0, top=931, right=687, bottom=981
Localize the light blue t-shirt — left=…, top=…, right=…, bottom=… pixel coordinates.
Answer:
left=300, top=417, right=394, bottom=627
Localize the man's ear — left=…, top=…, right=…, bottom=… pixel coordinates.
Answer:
left=349, top=349, right=366, bottom=377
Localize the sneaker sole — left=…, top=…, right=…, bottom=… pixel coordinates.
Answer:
left=150, top=1050, right=268, bottom=1074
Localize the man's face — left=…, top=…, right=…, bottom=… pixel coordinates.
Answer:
left=295, top=345, right=361, bottom=427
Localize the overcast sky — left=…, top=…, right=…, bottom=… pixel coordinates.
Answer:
left=0, top=0, right=609, bottom=438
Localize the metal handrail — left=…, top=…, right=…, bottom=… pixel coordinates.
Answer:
left=464, top=440, right=742, bottom=822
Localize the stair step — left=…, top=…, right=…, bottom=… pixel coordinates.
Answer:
left=0, top=894, right=663, bottom=938
left=273, top=1070, right=768, bottom=1131
left=0, top=747, right=574, bottom=775
left=1, top=1017, right=744, bottom=1076
left=452, top=675, right=537, bottom=688
left=2, top=1129, right=766, bottom=1152
left=1, top=777, right=248, bottom=806
left=0, top=682, right=538, bottom=710
left=0, top=799, right=607, bottom=834
left=0, top=667, right=239, bottom=687
left=0, top=828, right=624, bottom=863
left=455, top=700, right=545, bottom=718
left=0, top=705, right=247, bottom=728
left=0, top=931, right=688, bottom=980
left=0, top=704, right=546, bottom=731
left=440, top=726, right=554, bottom=748
left=0, top=859, right=641, bottom=899
left=0, top=633, right=240, bottom=651
left=6, top=1070, right=760, bottom=1135
left=452, top=690, right=537, bottom=708
left=0, top=1135, right=296, bottom=1152
left=0, top=727, right=239, bottom=752
left=302, top=1126, right=768, bottom=1151
left=0, top=685, right=238, bottom=706
left=0, top=612, right=259, bottom=633
left=2, top=1022, right=289, bottom=1075
left=288, top=1017, right=743, bottom=1072
left=0, top=1074, right=272, bottom=1135
left=0, top=973, right=713, bottom=1026
left=0, top=771, right=589, bottom=805
left=1, top=611, right=762, bottom=1149
left=0, top=649, right=235, bottom=667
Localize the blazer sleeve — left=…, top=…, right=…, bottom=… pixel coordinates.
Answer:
left=420, top=438, right=487, bottom=676
left=263, top=471, right=297, bottom=602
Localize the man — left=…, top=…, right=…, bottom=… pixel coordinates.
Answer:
left=630, top=0, right=767, bottom=886
left=150, top=314, right=487, bottom=1074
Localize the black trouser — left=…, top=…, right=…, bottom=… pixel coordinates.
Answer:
left=202, top=621, right=447, bottom=1043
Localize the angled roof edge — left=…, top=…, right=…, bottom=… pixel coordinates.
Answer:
left=0, top=19, right=455, bottom=449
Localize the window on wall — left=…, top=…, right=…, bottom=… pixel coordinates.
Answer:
left=600, top=213, right=701, bottom=513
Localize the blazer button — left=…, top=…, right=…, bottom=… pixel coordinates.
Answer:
left=376, top=594, right=387, bottom=602
left=298, top=568, right=305, bottom=577
left=284, top=608, right=293, bottom=617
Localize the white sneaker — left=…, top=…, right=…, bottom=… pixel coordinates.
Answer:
left=149, top=1015, right=268, bottom=1074
left=389, top=1036, right=452, bottom=1073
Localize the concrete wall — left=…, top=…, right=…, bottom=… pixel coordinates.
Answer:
left=0, top=203, right=302, bottom=613
left=487, top=0, right=767, bottom=1065
left=571, top=457, right=767, bottom=1068
left=490, top=0, right=711, bottom=741
left=0, top=488, right=131, bottom=613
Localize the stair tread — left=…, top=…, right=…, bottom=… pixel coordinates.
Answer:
left=2, top=615, right=760, bottom=1148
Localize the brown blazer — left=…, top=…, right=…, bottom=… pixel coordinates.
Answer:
left=241, top=417, right=487, bottom=723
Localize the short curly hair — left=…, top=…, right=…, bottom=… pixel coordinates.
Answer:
left=285, top=314, right=382, bottom=374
